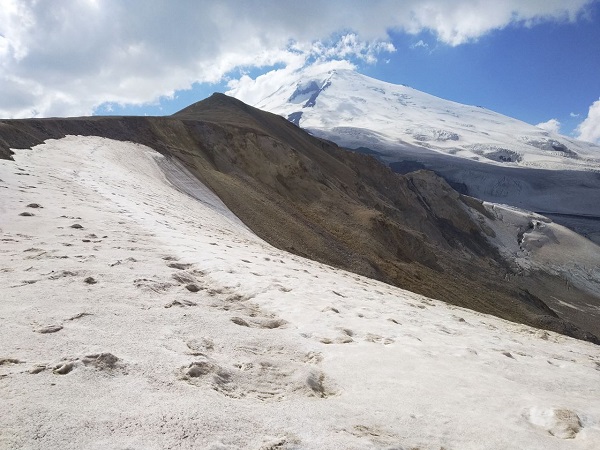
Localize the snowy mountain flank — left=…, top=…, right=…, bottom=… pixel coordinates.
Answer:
left=253, top=69, right=600, bottom=171
left=2, top=136, right=600, bottom=449
left=244, top=69, right=600, bottom=243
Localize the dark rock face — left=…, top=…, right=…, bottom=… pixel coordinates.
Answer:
left=1, top=93, right=598, bottom=343
left=289, top=81, right=320, bottom=102
left=287, top=79, right=332, bottom=108
left=287, top=112, right=303, bottom=126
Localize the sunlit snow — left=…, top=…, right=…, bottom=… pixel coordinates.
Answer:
left=253, top=69, right=600, bottom=171
left=1, top=136, right=599, bottom=449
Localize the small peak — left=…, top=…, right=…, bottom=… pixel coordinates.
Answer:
left=208, top=92, right=232, bottom=100
left=172, top=92, right=251, bottom=118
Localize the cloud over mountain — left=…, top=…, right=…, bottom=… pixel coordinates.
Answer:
left=536, top=118, right=561, bottom=134
left=577, top=99, right=600, bottom=144
left=0, top=0, right=594, bottom=118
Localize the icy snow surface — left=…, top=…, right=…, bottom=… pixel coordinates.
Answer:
left=1, top=136, right=600, bottom=449
left=252, top=69, right=600, bottom=171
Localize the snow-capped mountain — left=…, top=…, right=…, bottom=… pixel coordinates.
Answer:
left=251, top=69, right=600, bottom=171
left=238, top=69, right=600, bottom=244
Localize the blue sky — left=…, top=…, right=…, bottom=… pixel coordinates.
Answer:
left=364, top=12, right=600, bottom=137
left=1, top=0, right=599, bottom=142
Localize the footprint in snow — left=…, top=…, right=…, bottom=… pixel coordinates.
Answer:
left=167, top=262, right=193, bottom=270
left=323, top=328, right=356, bottom=345
left=82, top=353, right=124, bottom=372
left=165, top=298, right=197, bottom=308
left=181, top=357, right=335, bottom=401
left=230, top=316, right=287, bottom=329
left=41, top=353, right=125, bottom=376
left=48, top=270, right=79, bottom=280
left=0, top=358, right=22, bottom=367
left=35, top=324, right=63, bottom=334
left=343, top=424, right=399, bottom=446
left=524, top=407, right=583, bottom=439
left=134, top=278, right=174, bottom=294
left=185, top=337, right=215, bottom=356
left=53, top=361, right=75, bottom=375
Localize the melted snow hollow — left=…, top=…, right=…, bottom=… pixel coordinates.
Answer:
left=1, top=136, right=600, bottom=449
left=250, top=69, right=600, bottom=171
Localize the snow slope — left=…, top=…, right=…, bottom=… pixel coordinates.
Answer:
left=1, top=136, right=600, bottom=449
left=247, top=69, right=600, bottom=171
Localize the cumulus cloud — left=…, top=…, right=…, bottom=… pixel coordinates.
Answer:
left=411, top=40, right=430, bottom=50
left=227, top=59, right=355, bottom=107
left=536, top=118, right=561, bottom=134
left=0, top=0, right=594, bottom=117
left=310, top=34, right=396, bottom=64
left=576, top=99, right=600, bottom=144
left=570, top=112, right=580, bottom=118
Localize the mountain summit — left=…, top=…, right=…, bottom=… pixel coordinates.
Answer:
left=251, top=68, right=600, bottom=170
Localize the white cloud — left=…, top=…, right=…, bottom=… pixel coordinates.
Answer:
left=227, top=59, right=355, bottom=107
left=576, top=99, right=600, bottom=144
left=0, top=0, right=595, bottom=117
left=402, top=0, right=592, bottom=46
left=536, top=118, right=561, bottom=134
left=570, top=112, right=580, bottom=118
left=411, top=40, right=429, bottom=50
left=310, top=34, right=396, bottom=64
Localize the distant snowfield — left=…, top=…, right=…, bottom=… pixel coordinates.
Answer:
left=480, top=203, right=600, bottom=297
left=1, top=136, right=600, bottom=450
left=251, top=69, right=600, bottom=172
